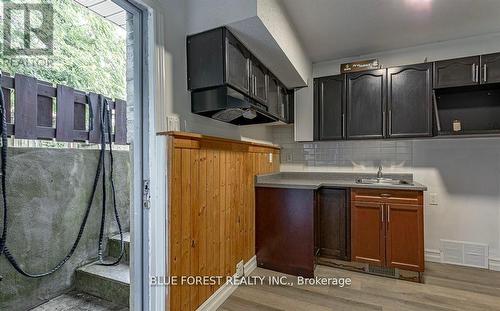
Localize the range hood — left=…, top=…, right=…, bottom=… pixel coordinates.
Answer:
left=191, top=86, right=278, bottom=125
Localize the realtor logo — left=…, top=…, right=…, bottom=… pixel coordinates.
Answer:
left=2, top=3, right=54, bottom=55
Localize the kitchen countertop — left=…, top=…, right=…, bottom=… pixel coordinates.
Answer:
left=255, top=172, right=427, bottom=191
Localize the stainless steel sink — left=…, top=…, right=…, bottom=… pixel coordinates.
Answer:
left=355, top=178, right=412, bottom=185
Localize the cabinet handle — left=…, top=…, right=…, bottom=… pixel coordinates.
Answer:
left=472, top=64, right=476, bottom=82
left=476, top=64, right=479, bottom=83
left=388, top=110, right=392, bottom=135
left=381, top=205, right=384, bottom=223
left=484, top=64, right=487, bottom=82
left=387, top=205, right=390, bottom=223
left=342, top=113, right=345, bottom=137
left=382, top=110, right=386, bottom=136
left=380, top=193, right=391, bottom=197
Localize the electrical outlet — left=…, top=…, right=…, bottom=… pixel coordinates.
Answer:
left=235, top=260, right=244, bottom=278
left=269, top=152, right=273, bottom=163
left=429, top=193, right=438, bottom=205
left=166, top=115, right=180, bottom=131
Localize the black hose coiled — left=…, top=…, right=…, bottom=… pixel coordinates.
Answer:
left=0, top=82, right=124, bottom=278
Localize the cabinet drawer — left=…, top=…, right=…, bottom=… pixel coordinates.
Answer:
left=351, top=188, right=423, bottom=205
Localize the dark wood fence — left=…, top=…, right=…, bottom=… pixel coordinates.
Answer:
left=1, top=72, right=127, bottom=145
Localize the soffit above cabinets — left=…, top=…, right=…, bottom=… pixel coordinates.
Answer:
left=186, top=0, right=310, bottom=88
left=281, top=0, right=500, bottom=63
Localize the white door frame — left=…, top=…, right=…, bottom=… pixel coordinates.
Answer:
left=113, top=0, right=153, bottom=309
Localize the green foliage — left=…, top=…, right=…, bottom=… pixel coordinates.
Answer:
left=0, top=0, right=126, bottom=99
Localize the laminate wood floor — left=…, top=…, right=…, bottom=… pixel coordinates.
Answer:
left=218, top=262, right=500, bottom=311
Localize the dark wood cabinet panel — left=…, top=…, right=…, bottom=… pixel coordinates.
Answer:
left=250, top=59, right=268, bottom=104
left=225, top=34, right=251, bottom=94
left=318, top=188, right=350, bottom=260
left=351, top=201, right=385, bottom=266
left=433, top=56, right=479, bottom=88
left=346, top=69, right=386, bottom=139
left=315, top=75, right=345, bottom=140
left=278, top=84, right=289, bottom=121
left=386, top=204, right=424, bottom=272
left=481, top=53, right=500, bottom=84
left=187, top=28, right=224, bottom=90
left=268, top=75, right=279, bottom=117
left=387, top=63, right=433, bottom=138
left=256, top=187, right=315, bottom=277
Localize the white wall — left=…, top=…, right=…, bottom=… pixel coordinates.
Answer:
left=288, top=32, right=500, bottom=268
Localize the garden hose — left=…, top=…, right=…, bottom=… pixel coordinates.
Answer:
left=0, top=76, right=125, bottom=279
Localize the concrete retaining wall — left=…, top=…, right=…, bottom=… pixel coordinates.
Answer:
left=0, top=147, right=131, bottom=310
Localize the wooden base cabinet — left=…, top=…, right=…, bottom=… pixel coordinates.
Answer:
left=351, top=189, right=424, bottom=272
left=317, top=188, right=350, bottom=261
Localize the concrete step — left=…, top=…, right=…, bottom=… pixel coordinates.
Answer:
left=108, top=232, right=130, bottom=264
left=31, top=291, right=128, bottom=311
left=75, top=261, right=130, bottom=306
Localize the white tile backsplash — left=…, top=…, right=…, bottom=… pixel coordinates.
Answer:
left=273, top=125, right=412, bottom=170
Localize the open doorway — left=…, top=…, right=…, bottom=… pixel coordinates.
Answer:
left=0, top=0, right=149, bottom=309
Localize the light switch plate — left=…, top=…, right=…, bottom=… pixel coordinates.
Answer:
left=429, top=193, right=438, bottom=205
left=166, top=115, right=180, bottom=131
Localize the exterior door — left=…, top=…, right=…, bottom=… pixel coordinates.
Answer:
left=315, top=75, right=345, bottom=140
left=351, top=201, right=385, bottom=266
left=481, top=53, right=500, bottom=84
left=433, top=56, right=479, bottom=88
left=387, top=63, right=433, bottom=138
left=346, top=69, right=386, bottom=139
left=385, top=204, right=424, bottom=272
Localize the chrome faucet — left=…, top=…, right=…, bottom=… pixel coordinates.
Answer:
left=376, top=164, right=383, bottom=179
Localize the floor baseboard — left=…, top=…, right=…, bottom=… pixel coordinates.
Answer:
left=196, top=256, right=257, bottom=311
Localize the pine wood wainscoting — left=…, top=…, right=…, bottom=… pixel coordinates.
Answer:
left=165, top=132, right=280, bottom=311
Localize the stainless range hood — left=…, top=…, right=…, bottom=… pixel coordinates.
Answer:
left=191, top=86, right=278, bottom=125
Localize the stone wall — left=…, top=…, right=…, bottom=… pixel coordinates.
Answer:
left=0, top=147, right=131, bottom=310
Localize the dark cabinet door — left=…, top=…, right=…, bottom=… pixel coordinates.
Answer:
left=225, top=34, right=250, bottom=94
left=318, top=188, right=350, bottom=261
left=387, top=63, right=433, bottom=138
left=346, top=69, right=386, bottom=139
left=433, top=56, right=479, bottom=88
left=256, top=187, right=315, bottom=277
left=481, top=53, right=500, bottom=84
left=386, top=204, right=424, bottom=272
left=315, top=75, right=345, bottom=140
left=268, top=75, right=279, bottom=117
left=250, top=59, right=268, bottom=104
left=285, top=89, right=294, bottom=123
left=351, top=201, right=385, bottom=266
left=278, top=85, right=288, bottom=121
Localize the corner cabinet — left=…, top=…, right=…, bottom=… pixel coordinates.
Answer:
left=346, top=69, right=386, bottom=139
left=387, top=63, right=433, bottom=138
left=314, top=75, right=345, bottom=140
left=351, top=189, right=424, bottom=272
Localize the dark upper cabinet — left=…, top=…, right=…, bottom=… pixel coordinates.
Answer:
left=225, top=33, right=251, bottom=94
left=268, top=75, right=279, bottom=117
left=250, top=58, right=268, bottom=104
left=285, top=89, right=294, bottom=124
left=387, top=63, right=433, bottom=138
left=314, top=75, right=345, bottom=140
left=317, top=188, right=350, bottom=261
left=433, top=56, right=480, bottom=88
left=278, top=84, right=289, bottom=121
left=346, top=69, right=386, bottom=139
left=480, top=52, right=500, bottom=84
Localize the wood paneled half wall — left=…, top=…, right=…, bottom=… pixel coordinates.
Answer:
left=164, top=132, right=280, bottom=310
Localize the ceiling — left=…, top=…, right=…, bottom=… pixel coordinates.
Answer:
left=281, top=0, right=500, bottom=63
left=73, top=0, right=126, bottom=28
